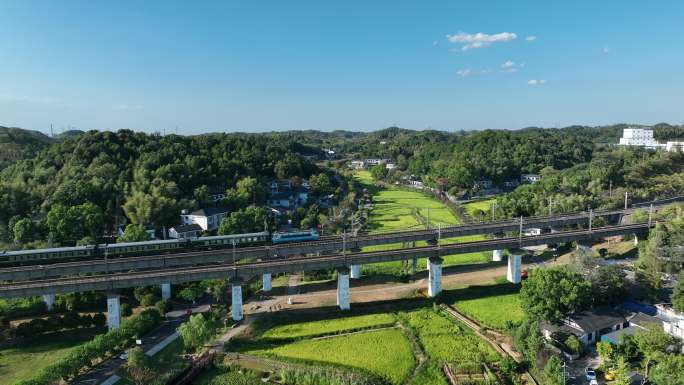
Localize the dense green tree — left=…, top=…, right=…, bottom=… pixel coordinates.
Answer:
left=12, top=218, right=34, bottom=244
left=309, top=173, right=334, bottom=196
left=673, top=273, right=684, bottom=313
left=543, top=356, right=564, bottom=385
left=118, top=224, right=151, bottom=243
left=634, top=325, right=676, bottom=376
left=218, top=206, right=267, bottom=235
left=520, top=267, right=592, bottom=322
left=178, top=313, right=214, bottom=352
left=590, top=265, right=628, bottom=306
left=650, top=355, right=684, bottom=385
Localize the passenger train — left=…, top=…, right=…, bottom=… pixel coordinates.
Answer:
left=0, top=229, right=320, bottom=266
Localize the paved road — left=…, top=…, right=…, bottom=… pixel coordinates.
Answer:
left=72, top=300, right=211, bottom=385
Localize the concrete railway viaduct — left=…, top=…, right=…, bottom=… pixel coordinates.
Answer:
left=0, top=222, right=653, bottom=326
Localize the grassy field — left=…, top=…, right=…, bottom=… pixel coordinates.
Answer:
left=253, top=328, right=415, bottom=385
left=400, top=308, right=499, bottom=363
left=447, top=283, right=524, bottom=329
left=0, top=328, right=103, bottom=385
left=462, top=198, right=497, bottom=219
left=354, top=171, right=491, bottom=274
left=261, top=313, right=395, bottom=340
left=355, top=170, right=460, bottom=232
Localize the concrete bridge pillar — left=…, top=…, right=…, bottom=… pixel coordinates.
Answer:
left=428, top=257, right=443, bottom=297
left=507, top=253, right=522, bottom=284
left=350, top=265, right=362, bottom=279
left=262, top=273, right=272, bottom=292
left=107, top=293, right=121, bottom=330
left=337, top=267, right=350, bottom=310
left=42, top=294, right=56, bottom=311
left=576, top=241, right=592, bottom=252
left=492, top=249, right=504, bottom=262
left=161, top=283, right=172, bottom=300
left=231, top=280, right=243, bottom=321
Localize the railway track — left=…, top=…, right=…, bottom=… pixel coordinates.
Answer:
left=0, top=223, right=651, bottom=296
left=0, top=197, right=673, bottom=281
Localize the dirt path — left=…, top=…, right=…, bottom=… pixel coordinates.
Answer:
left=264, top=251, right=574, bottom=312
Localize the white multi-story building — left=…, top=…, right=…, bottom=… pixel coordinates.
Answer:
left=619, top=127, right=664, bottom=149
left=666, top=141, right=684, bottom=152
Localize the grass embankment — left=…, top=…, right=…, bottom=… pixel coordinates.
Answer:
left=0, top=328, right=102, bottom=385
left=461, top=198, right=496, bottom=219
left=446, top=282, right=525, bottom=329
left=354, top=171, right=491, bottom=275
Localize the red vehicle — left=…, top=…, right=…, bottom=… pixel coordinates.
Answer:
left=521, top=270, right=529, bottom=280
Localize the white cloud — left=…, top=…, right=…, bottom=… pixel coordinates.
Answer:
left=527, top=79, right=546, bottom=85
left=525, top=36, right=537, bottom=41
left=446, top=32, right=517, bottom=51
left=500, top=60, right=520, bottom=73
left=602, top=47, right=610, bottom=54
left=456, top=69, right=473, bottom=77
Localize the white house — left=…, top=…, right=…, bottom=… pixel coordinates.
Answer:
left=365, top=158, right=383, bottom=166
left=521, top=174, right=542, bottom=183
left=385, top=162, right=397, bottom=170
left=168, top=223, right=202, bottom=239
left=181, top=207, right=229, bottom=232
left=350, top=160, right=366, bottom=169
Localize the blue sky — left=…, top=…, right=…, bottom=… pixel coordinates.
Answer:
left=1, top=1, right=683, bottom=134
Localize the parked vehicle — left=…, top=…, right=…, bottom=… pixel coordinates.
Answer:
left=585, top=368, right=597, bottom=381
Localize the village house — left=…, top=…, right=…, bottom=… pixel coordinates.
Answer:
left=167, top=223, right=203, bottom=239
left=521, top=174, right=542, bottom=184
left=180, top=207, right=229, bottom=232
left=267, top=179, right=310, bottom=210
left=541, top=307, right=628, bottom=345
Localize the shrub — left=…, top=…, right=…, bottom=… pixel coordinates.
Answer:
left=93, top=313, right=107, bottom=328
left=155, top=300, right=172, bottom=314
left=121, top=303, right=133, bottom=317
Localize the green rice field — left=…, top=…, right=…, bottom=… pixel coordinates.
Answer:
left=261, top=313, right=395, bottom=340
left=449, top=283, right=524, bottom=329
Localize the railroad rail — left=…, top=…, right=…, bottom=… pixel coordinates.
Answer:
left=0, top=198, right=673, bottom=282
left=0, top=222, right=651, bottom=298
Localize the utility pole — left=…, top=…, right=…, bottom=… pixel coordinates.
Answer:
left=519, top=216, right=523, bottom=246
left=589, top=208, right=593, bottom=232
left=609, top=180, right=613, bottom=198
left=624, top=191, right=629, bottom=210
left=427, top=208, right=431, bottom=230
left=491, top=203, right=497, bottom=221
left=649, top=204, right=654, bottom=226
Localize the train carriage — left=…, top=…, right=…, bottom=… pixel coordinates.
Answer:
left=0, top=245, right=96, bottom=265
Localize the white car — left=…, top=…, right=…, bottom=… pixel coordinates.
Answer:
left=585, top=368, right=597, bottom=381
left=590, top=380, right=598, bottom=385
left=119, top=352, right=128, bottom=360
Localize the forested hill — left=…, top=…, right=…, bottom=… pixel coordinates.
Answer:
left=0, top=129, right=321, bottom=240
left=0, top=126, right=54, bottom=171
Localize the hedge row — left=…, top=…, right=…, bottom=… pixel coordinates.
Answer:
left=15, top=312, right=107, bottom=337
left=14, top=308, right=163, bottom=385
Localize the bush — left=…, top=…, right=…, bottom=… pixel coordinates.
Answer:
left=93, top=313, right=107, bottom=328
left=140, top=293, right=157, bottom=307
left=155, top=300, right=172, bottom=314
left=121, top=303, right=133, bottom=317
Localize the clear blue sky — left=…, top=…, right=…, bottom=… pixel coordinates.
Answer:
left=1, top=1, right=683, bottom=134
